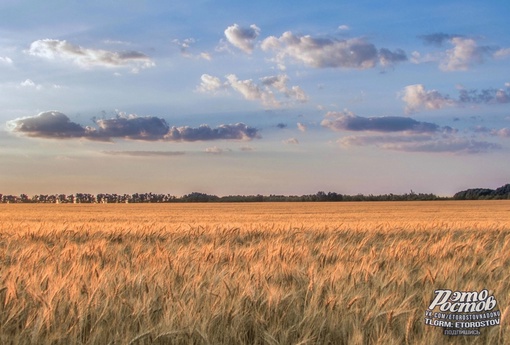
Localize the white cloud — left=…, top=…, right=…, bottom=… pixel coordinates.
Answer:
left=200, top=73, right=307, bottom=108
left=260, top=74, right=308, bottom=103
left=440, top=37, right=490, bottom=71
left=224, top=24, right=260, bottom=54
left=410, top=51, right=438, bottom=64
left=173, top=38, right=211, bottom=60
left=261, top=32, right=378, bottom=70
left=19, top=79, right=42, bottom=90
left=200, top=52, right=212, bottom=61
left=494, top=48, right=510, bottom=59
left=197, top=74, right=226, bottom=93
left=297, top=122, right=307, bottom=132
left=338, top=25, right=350, bottom=31
left=0, top=56, right=13, bottom=65
left=27, top=39, right=155, bottom=72
left=401, top=84, right=455, bottom=113
left=226, top=74, right=279, bottom=107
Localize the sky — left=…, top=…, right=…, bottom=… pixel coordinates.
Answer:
left=1, top=0, right=510, bottom=197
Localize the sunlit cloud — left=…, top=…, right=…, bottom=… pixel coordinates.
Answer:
left=199, top=73, right=308, bottom=108
left=401, top=84, right=454, bottom=113
left=224, top=24, right=260, bottom=54
left=0, top=56, right=13, bottom=65
left=261, top=32, right=406, bottom=70
left=27, top=39, right=155, bottom=72
left=19, top=79, right=42, bottom=90
left=402, top=83, right=510, bottom=113
left=415, top=34, right=501, bottom=71
left=297, top=122, right=307, bottom=132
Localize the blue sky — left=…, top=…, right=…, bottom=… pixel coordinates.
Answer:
left=1, top=0, right=510, bottom=196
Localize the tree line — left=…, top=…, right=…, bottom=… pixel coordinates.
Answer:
left=1, top=184, right=508, bottom=203
left=0, top=190, right=443, bottom=204
left=453, top=184, right=510, bottom=200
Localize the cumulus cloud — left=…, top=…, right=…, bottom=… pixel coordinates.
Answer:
left=261, top=32, right=378, bottom=69
left=94, top=114, right=170, bottom=140
left=261, top=31, right=406, bottom=70
left=197, top=74, right=226, bottom=93
left=224, top=24, right=260, bottom=54
left=401, top=84, right=454, bottom=113
left=440, top=37, right=493, bottom=71
left=260, top=74, right=308, bottom=102
left=165, top=123, right=259, bottom=141
left=415, top=34, right=502, bottom=71
left=27, top=39, right=155, bottom=72
left=297, top=122, right=307, bottom=132
left=200, top=73, right=307, bottom=108
left=7, top=111, right=260, bottom=142
left=6, top=111, right=90, bottom=139
left=321, top=110, right=441, bottom=133
left=226, top=74, right=278, bottom=107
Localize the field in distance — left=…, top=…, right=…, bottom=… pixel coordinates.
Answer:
left=1, top=201, right=509, bottom=344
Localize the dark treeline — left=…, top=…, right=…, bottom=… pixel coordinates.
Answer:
left=2, top=184, right=508, bottom=203
left=0, top=190, right=444, bottom=204
left=453, top=184, right=510, bottom=200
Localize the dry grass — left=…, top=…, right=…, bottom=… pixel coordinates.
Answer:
left=0, top=201, right=509, bottom=344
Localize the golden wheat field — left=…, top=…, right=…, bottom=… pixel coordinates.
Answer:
left=1, top=200, right=510, bottom=344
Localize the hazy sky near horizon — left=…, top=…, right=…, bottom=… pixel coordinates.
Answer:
left=1, top=0, right=510, bottom=197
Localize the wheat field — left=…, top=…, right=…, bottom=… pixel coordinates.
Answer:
left=0, top=201, right=509, bottom=344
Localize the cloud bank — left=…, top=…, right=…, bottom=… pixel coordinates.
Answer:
left=321, top=110, right=500, bottom=154
left=340, top=134, right=501, bottom=154
left=7, top=111, right=260, bottom=142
